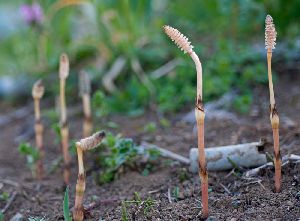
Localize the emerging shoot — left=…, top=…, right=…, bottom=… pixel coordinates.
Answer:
left=164, top=25, right=208, bottom=219
left=265, top=15, right=281, bottom=192
left=79, top=70, right=92, bottom=137
left=32, top=79, right=45, bottom=180
left=73, top=131, right=106, bottom=221
left=59, top=53, right=71, bottom=185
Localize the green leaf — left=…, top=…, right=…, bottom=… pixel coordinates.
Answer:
left=0, top=192, right=9, bottom=201
left=121, top=201, right=128, bottom=221
left=63, top=187, right=71, bottom=221
left=18, top=143, right=40, bottom=165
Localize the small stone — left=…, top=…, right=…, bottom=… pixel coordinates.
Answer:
left=286, top=201, right=293, bottom=207
left=10, top=213, right=23, bottom=221
left=178, top=191, right=185, bottom=200
left=231, top=200, right=241, bottom=208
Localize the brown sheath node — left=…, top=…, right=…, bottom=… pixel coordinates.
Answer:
left=274, top=150, right=282, bottom=160
left=85, top=116, right=92, bottom=123
left=198, top=164, right=208, bottom=176
left=196, top=95, right=204, bottom=111
left=61, top=121, right=68, bottom=128
left=35, top=119, right=42, bottom=124
left=269, top=103, right=278, bottom=117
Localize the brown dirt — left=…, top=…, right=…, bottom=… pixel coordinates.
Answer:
left=0, top=73, right=300, bottom=220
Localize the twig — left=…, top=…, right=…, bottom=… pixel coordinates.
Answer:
left=219, top=183, right=231, bottom=194
left=225, top=169, right=235, bottom=178
left=148, top=189, right=160, bottom=194
left=257, top=181, right=266, bottom=190
left=150, top=59, right=181, bottom=79
left=0, top=179, right=20, bottom=188
left=1, top=191, right=17, bottom=214
left=102, top=56, right=126, bottom=93
left=131, top=58, right=155, bottom=94
left=141, top=142, right=190, bottom=164
left=167, top=188, right=172, bottom=203
left=245, top=154, right=300, bottom=177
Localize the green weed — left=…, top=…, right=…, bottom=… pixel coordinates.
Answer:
left=18, top=143, right=40, bottom=176
left=96, top=133, right=160, bottom=184
left=63, top=187, right=72, bottom=221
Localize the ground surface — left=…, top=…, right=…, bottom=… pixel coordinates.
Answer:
left=0, top=73, right=300, bottom=220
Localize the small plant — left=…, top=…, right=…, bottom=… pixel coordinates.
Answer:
left=97, top=134, right=138, bottom=184
left=143, top=122, right=157, bottom=133
left=96, top=133, right=160, bottom=184
left=79, top=70, right=92, bottom=137
left=172, top=186, right=180, bottom=201
left=28, top=217, right=48, bottom=221
left=32, top=79, right=45, bottom=180
left=63, top=187, right=72, bottom=221
left=18, top=143, right=40, bottom=177
left=73, top=131, right=106, bottom=221
left=59, top=53, right=71, bottom=185
left=122, top=192, right=155, bottom=218
left=0, top=192, right=9, bottom=201
left=121, top=201, right=129, bottom=221
left=265, top=15, right=281, bottom=192
left=164, top=25, right=209, bottom=218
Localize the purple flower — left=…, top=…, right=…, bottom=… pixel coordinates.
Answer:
left=20, top=3, right=44, bottom=25
left=31, top=3, right=44, bottom=23
left=20, top=4, right=34, bottom=24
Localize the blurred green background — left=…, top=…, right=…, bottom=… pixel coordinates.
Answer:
left=0, top=0, right=299, bottom=115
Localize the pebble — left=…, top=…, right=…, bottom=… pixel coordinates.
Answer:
left=10, top=213, right=23, bottom=221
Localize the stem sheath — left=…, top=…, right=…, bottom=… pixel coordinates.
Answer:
left=73, top=144, right=85, bottom=221
left=267, top=49, right=281, bottom=192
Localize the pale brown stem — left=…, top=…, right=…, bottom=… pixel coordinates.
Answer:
left=267, top=50, right=275, bottom=107
left=34, top=98, right=41, bottom=121
left=82, top=94, right=92, bottom=137
left=60, top=77, right=71, bottom=184
left=73, top=144, right=85, bottom=221
left=190, top=52, right=203, bottom=98
left=34, top=98, right=44, bottom=180
left=267, top=49, right=281, bottom=192
left=190, top=50, right=208, bottom=218
left=195, top=108, right=208, bottom=219
left=61, top=126, right=70, bottom=185
left=272, top=127, right=281, bottom=192
left=60, top=79, right=67, bottom=124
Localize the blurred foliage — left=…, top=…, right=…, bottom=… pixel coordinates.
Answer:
left=18, top=142, right=40, bottom=176
left=0, top=0, right=299, bottom=113
left=0, top=192, right=9, bottom=201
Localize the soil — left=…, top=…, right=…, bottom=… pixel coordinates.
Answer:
left=0, top=73, right=300, bottom=221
